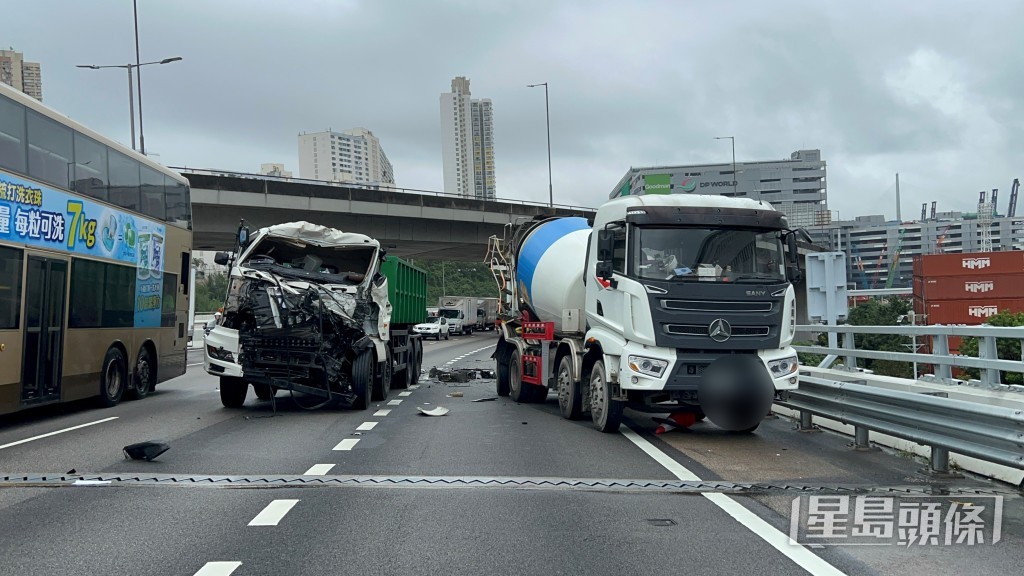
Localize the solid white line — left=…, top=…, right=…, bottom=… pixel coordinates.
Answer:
left=398, top=391, right=413, bottom=397
left=333, top=439, right=360, bottom=451
left=373, top=409, right=392, bottom=417
left=248, top=499, right=299, bottom=526
left=0, top=417, right=119, bottom=450
left=193, top=561, right=242, bottom=576
left=387, top=399, right=403, bottom=406
left=303, top=464, right=335, bottom=476
left=620, top=426, right=847, bottom=576
left=356, top=421, right=378, bottom=431
left=187, top=362, right=204, bottom=367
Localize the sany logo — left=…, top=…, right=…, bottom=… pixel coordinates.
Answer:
left=678, top=178, right=697, bottom=192
left=962, top=257, right=991, bottom=270
left=964, top=281, right=994, bottom=293
left=968, top=305, right=999, bottom=318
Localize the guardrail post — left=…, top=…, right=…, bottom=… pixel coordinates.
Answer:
left=931, top=334, right=953, bottom=379
left=842, top=331, right=857, bottom=370
left=930, top=447, right=950, bottom=474
left=978, top=335, right=1000, bottom=388
left=797, top=410, right=820, bottom=432
left=852, top=426, right=871, bottom=450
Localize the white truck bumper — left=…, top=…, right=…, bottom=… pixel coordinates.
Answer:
left=203, top=326, right=244, bottom=378
left=616, top=343, right=800, bottom=392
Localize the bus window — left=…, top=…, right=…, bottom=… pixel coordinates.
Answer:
left=141, top=165, right=166, bottom=221
left=162, top=273, right=177, bottom=328
left=0, top=97, right=26, bottom=173
left=102, top=263, right=135, bottom=327
left=108, top=150, right=140, bottom=211
left=165, top=177, right=191, bottom=228
left=72, top=133, right=109, bottom=202
left=27, top=110, right=73, bottom=189
left=69, top=260, right=104, bottom=328
left=0, top=246, right=23, bottom=329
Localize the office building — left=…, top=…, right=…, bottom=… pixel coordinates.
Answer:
left=260, top=163, right=292, bottom=178
left=0, top=49, right=42, bottom=101
left=611, top=149, right=828, bottom=228
left=298, top=128, right=394, bottom=186
left=441, top=77, right=495, bottom=199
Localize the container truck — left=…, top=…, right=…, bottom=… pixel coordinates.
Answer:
left=204, top=221, right=426, bottom=410
left=486, top=194, right=803, bottom=433
left=437, top=296, right=475, bottom=335
left=476, top=297, right=499, bottom=331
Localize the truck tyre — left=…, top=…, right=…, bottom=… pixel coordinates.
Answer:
left=730, top=423, right=759, bottom=434
left=130, top=345, right=154, bottom=400
left=351, top=349, right=374, bottom=410
left=372, top=346, right=393, bottom=401
left=556, top=355, right=583, bottom=420
left=220, top=376, right=247, bottom=408
left=496, top=353, right=510, bottom=397
left=99, top=347, right=127, bottom=407
left=411, top=339, right=423, bottom=386
left=253, top=383, right=276, bottom=401
left=589, top=361, right=623, bottom=433
left=508, top=350, right=531, bottom=403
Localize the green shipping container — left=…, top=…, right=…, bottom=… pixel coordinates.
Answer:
left=380, top=256, right=428, bottom=326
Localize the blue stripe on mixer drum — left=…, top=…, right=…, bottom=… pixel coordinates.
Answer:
left=518, top=217, right=590, bottom=306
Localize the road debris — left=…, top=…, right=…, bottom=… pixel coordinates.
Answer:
left=123, top=441, right=170, bottom=461
left=417, top=406, right=450, bottom=417
left=471, top=397, right=498, bottom=403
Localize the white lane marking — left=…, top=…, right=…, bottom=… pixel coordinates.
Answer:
left=408, top=385, right=420, bottom=390
left=187, top=362, right=204, bottom=367
left=373, top=409, right=392, bottom=417
left=387, top=399, right=403, bottom=406
left=0, top=417, right=119, bottom=450
left=73, top=480, right=111, bottom=486
left=620, top=426, right=847, bottom=576
left=356, top=421, right=378, bottom=431
left=248, top=499, right=300, bottom=526
left=398, top=391, right=413, bottom=397
left=333, top=439, right=360, bottom=451
left=303, top=464, right=335, bottom=476
left=193, top=561, right=242, bottom=576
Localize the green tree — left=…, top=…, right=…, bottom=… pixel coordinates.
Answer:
left=840, top=297, right=914, bottom=378
left=956, top=310, right=1024, bottom=385
left=409, top=260, right=499, bottom=302
left=194, top=272, right=228, bottom=313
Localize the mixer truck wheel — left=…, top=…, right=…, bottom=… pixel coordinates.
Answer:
left=496, top=355, right=510, bottom=396
left=589, top=361, right=623, bottom=433
left=556, top=355, right=583, bottom=420
left=509, top=351, right=531, bottom=403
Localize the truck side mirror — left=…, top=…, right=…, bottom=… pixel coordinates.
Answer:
left=238, top=226, right=250, bottom=248
left=787, top=264, right=804, bottom=284
left=373, top=272, right=386, bottom=287
left=785, top=233, right=798, bottom=263
left=597, top=229, right=615, bottom=262
left=214, top=251, right=231, bottom=266
left=596, top=260, right=614, bottom=280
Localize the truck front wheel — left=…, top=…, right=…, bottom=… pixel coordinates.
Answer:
left=589, top=361, right=623, bottom=433
left=351, top=350, right=374, bottom=410
left=496, top=352, right=510, bottom=397
left=220, top=377, right=247, bottom=408
left=557, top=355, right=583, bottom=420
left=509, top=351, right=530, bottom=402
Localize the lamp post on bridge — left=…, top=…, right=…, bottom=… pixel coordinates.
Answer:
left=527, top=82, right=553, bottom=208
left=714, top=136, right=737, bottom=197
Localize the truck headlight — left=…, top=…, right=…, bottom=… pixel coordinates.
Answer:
left=768, top=355, right=799, bottom=378
left=207, top=346, right=234, bottom=363
left=628, top=355, right=668, bottom=377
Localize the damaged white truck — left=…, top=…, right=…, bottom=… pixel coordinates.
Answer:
left=204, top=221, right=426, bottom=410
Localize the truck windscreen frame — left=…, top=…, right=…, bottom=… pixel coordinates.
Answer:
left=629, top=226, right=787, bottom=283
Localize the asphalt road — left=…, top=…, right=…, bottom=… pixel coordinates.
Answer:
left=1, top=332, right=1020, bottom=575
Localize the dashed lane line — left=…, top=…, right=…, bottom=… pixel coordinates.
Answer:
left=398, top=391, right=413, bottom=397
left=303, top=464, right=335, bottom=476
left=387, top=399, right=403, bottom=406
left=193, top=561, right=242, bottom=576
left=373, top=409, right=392, bottom=417
left=248, top=499, right=300, bottom=526
left=356, top=421, right=378, bottom=431
left=333, top=439, right=360, bottom=451
left=620, top=426, right=846, bottom=576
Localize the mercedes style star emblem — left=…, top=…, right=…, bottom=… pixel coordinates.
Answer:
left=708, top=318, right=732, bottom=342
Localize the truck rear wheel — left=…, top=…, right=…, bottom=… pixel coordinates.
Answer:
left=589, top=361, right=623, bottom=433
left=351, top=349, right=374, bottom=410
left=253, top=383, right=276, bottom=401
left=220, top=376, right=247, bottom=408
left=557, top=355, right=583, bottom=420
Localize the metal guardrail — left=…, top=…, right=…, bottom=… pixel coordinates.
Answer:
left=795, top=323, right=1024, bottom=388
left=779, top=376, right=1024, bottom=475
left=171, top=167, right=597, bottom=213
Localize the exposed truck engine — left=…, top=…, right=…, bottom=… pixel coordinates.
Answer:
left=487, top=194, right=803, bottom=433
left=204, top=221, right=425, bottom=410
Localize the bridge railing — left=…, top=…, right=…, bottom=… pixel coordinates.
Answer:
left=172, top=167, right=597, bottom=213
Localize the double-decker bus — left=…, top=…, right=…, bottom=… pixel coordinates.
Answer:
left=0, top=82, right=192, bottom=416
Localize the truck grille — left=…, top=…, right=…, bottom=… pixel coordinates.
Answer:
left=662, top=299, right=773, bottom=313
left=664, top=324, right=771, bottom=337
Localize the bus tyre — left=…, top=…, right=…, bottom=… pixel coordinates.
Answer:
left=351, top=349, right=374, bottom=410
left=99, top=348, right=127, bottom=407
left=253, top=383, right=276, bottom=401
left=220, top=377, right=247, bottom=408
left=557, top=355, right=583, bottom=420
left=589, top=361, right=623, bottom=433
left=130, top=346, right=154, bottom=400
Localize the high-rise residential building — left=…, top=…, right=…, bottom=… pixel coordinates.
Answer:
left=0, top=49, right=43, bottom=101
left=260, top=163, right=292, bottom=178
left=611, top=149, right=828, bottom=228
left=440, top=77, right=496, bottom=199
left=297, top=128, right=394, bottom=186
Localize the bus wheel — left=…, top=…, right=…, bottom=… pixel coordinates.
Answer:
left=130, top=346, right=154, bottom=400
left=220, top=377, right=247, bottom=408
left=99, top=348, right=127, bottom=407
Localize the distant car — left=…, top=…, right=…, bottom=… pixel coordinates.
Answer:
left=414, top=317, right=449, bottom=340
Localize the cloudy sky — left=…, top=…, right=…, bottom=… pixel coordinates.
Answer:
left=11, top=0, right=1023, bottom=217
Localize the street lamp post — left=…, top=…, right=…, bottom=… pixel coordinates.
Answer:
left=714, top=136, right=737, bottom=197
left=527, top=82, right=553, bottom=208
left=76, top=57, right=182, bottom=152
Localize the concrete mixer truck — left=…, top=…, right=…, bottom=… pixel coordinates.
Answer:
left=486, top=194, right=803, bottom=433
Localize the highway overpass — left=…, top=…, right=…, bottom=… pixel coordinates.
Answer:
left=182, top=169, right=596, bottom=261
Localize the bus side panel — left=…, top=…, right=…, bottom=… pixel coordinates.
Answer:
left=157, top=323, right=186, bottom=382
left=0, top=329, right=23, bottom=415
left=61, top=328, right=124, bottom=402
